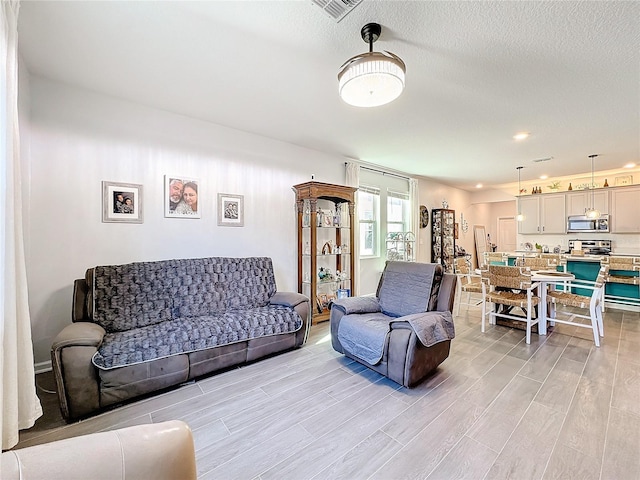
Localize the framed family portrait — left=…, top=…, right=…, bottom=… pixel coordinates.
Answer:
left=164, top=175, right=201, bottom=218
left=218, top=193, right=244, bottom=227
left=102, top=181, right=143, bottom=223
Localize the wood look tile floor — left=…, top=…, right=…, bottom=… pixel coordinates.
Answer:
left=16, top=306, right=640, bottom=479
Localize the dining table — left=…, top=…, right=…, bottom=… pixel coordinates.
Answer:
left=476, top=267, right=575, bottom=335
left=530, top=270, right=575, bottom=335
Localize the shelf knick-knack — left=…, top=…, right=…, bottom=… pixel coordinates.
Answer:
left=604, top=179, right=609, bottom=187
left=568, top=183, right=573, bottom=191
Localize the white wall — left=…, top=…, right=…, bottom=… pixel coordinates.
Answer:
left=24, top=76, right=347, bottom=364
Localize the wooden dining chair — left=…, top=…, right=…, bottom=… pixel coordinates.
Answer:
left=483, top=252, right=508, bottom=268
left=481, top=265, right=541, bottom=344
left=546, top=265, right=609, bottom=346
left=453, top=257, right=485, bottom=316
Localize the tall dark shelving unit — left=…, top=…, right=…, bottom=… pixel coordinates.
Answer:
left=431, top=208, right=456, bottom=273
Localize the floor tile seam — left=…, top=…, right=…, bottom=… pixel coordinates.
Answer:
left=203, top=423, right=317, bottom=480
left=516, top=336, right=570, bottom=386
left=320, top=374, right=387, bottom=403
left=598, top=318, right=625, bottom=480
left=257, top=363, right=352, bottom=399
left=425, top=432, right=499, bottom=480
left=220, top=387, right=340, bottom=437
left=308, top=429, right=402, bottom=480
left=463, top=370, right=546, bottom=455
left=539, top=344, right=597, bottom=479
left=153, top=386, right=268, bottom=422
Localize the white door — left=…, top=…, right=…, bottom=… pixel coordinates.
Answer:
left=497, top=217, right=517, bottom=252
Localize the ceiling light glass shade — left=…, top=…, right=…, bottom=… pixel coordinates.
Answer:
left=585, top=207, right=601, bottom=219
left=338, top=51, right=406, bottom=107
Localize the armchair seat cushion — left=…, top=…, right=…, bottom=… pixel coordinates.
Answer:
left=337, top=309, right=456, bottom=367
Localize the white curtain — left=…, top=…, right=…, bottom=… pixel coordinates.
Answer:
left=1, top=0, right=43, bottom=450
left=345, top=162, right=360, bottom=295
left=409, top=178, right=420, bottom=260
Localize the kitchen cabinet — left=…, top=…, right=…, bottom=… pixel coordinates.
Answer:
left=517, top=194, right=566, bottom=234
left=293, top=181, right=357, bottom=322
left=610, top=185, right=640, bottom=233
left=566, top=190, right=609, bottom=216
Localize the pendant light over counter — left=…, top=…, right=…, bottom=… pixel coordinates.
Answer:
left=515, top=166, right=525, bottom=222
left=585, top=154, right=601, bottom=219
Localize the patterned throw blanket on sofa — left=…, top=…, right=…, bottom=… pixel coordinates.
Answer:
left=89, top=257, right=303, bottom=370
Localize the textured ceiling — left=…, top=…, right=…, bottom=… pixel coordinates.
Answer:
left=17, top=1, right=640, bottom=191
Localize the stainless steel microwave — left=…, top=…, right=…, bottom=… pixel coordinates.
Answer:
left=567, top=214, right=609, bottom=233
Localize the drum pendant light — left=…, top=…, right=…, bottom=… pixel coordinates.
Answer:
left=338, top=23, right=406, bottom=107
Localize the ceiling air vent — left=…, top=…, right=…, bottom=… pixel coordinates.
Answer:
left=312, top=0, right=364, bottom=22
left=532, top=156, right=554, bottom=163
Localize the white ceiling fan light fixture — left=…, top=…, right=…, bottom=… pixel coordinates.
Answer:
left=338, top=23, right=406, bottom=108
left=585, top=154, right=601, bottom=219
left=515, top=166, right=525, bottom=222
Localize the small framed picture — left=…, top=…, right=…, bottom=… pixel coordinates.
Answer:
left=102, top=181, right=143, bottom=223
left=337, top=288, right=350, bottom=299
left=614, top=175, right=633, bottom=186
left=165, top=176, right=201, bottom=218
left=218, top=193, right=244, bottom=227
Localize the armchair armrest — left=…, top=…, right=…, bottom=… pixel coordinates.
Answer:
left=51, top=322, right=106, bottom=421
left=331, top=296, right=381, bottom=315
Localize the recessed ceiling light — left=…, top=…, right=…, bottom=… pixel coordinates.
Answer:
left=624, top=162, right=636, bottom=168
left=540, top=175, right=548, bottom=180
left=476, top=183, right=483, bottom=188
left=513, top=132, right=530, bottom=140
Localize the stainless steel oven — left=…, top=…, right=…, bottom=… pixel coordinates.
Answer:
left=567, top=214, right=609, bottom=233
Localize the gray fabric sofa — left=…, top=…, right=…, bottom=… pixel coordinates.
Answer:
left=52, top=257, right=310, bottom=421
left=330, top=261, right=456, bottom=388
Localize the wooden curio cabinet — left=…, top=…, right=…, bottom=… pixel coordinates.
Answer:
left=293, top=181, right=357, bottom=323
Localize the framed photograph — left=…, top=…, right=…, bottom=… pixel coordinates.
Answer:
left=102, top=181, right=143, bottom=223
left=337, top=288, right=351, bottom=299
left=614, top=175, right=633, bottom=186
left=164, top=176, right=201, bottom=218
left=218, top=193, right=244, bottom=227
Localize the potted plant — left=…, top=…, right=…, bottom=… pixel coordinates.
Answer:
left=547, top=181, right=561, bottom=192
left=535, top=243, right=543, bottom=253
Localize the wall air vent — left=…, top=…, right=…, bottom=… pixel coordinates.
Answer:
left=312, top=0, right=364, bottom=22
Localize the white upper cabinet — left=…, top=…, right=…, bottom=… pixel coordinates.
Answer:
left=518, top=194, right=566, bottom=234
left=566, top=190, right=609, bottom=216
left=610, top=186, right=640, bottom=233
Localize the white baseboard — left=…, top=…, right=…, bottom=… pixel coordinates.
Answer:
left=34, top=360, right=52, bottom=374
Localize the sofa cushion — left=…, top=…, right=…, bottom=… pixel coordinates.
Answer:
left=377, top=262, right=441, bottom=317
left=92, top=257, right=279, bottom=332
left=93, top=261, right=176, bottom=332
left=92, top=305, right=302, bottom=370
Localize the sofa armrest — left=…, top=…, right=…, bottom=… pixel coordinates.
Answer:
left=2, top=420, right=197, bottom=480
left=270, top=292, right=311, bottom=345
left=51, top=322, right=106, bottom=421
left=270, top=291, right=308, bottom=308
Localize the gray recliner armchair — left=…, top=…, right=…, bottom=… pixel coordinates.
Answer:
left=330, top=261, right=456, bottom=388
